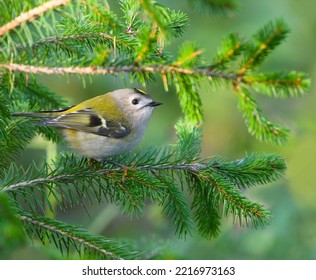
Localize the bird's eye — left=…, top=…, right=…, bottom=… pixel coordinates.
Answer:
left=132, top=98, right=139, bottom=105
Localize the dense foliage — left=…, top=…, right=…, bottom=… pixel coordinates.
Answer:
left=0, top=0, right=309, bottom=259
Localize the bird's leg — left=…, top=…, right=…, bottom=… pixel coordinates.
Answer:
left=88, top=158, right=99, bottom=166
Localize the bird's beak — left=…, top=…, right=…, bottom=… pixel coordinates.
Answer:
left=148, top=101, right=162, bottom=107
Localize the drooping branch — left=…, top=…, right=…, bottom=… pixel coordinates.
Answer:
left=19, top=214, right=126, bottom=259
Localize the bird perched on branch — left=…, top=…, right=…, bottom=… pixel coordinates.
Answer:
left=13, top=88, right=161, bottom=161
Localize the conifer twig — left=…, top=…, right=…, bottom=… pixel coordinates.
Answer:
left=0, top=0, right=70, bottom=37
left=1, top=162, right=207, bottom=192
left=2, top=156, right=284, bottom=193
left=19, top=214, right=124, bottom=259
left=0, top=63, right=238, bottom=80
left=29, top=33, right=115, bottom=47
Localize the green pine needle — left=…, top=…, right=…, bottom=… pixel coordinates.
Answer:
left=19, top=211, right=138, bottom=259
left=243, top=71, right=311, bottom=98
left=0, top=0, right=307, bottom=259
left=188, top=0, right=238, bottom=16
left=237, top=87, right=290, bottom=145
left=239, top=19, right=290, bottom=74
left=212, top=33, right=243, bottom=68
left=173, top=74, right=204, bottom=123
left=1, top=122, right=286, bottom=240
left=175, top=42, right=203, bottom=68
left=209, top=153, right=286, bottom=188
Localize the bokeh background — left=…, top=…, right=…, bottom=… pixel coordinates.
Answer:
left=11, top=0, right=316, bottom=259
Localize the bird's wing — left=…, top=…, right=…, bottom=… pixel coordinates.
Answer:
left=40, top=108, right=130, bottom=138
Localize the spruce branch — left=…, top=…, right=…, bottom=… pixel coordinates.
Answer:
left=0, top=2, right=309, bottom=144
left=0, top=92, right=41, bottom=178
left=1, top=125, right=286, bottom=239
left=3, top=155, right=282, bottom=237
left=0, top=0, right=70, bottom=37
left=26, top=33, right=134, bottom=52
left=80, top=0, right=123, bottom=32
left=0, top=192, right=26, bottom=256
left=212, top=33, right=243, bottom=68
left=243, top=71, right=310, bottom=98
left=208, top=153, right=286, bottom=188
left=236, top=87, right=290, bottom=145
left=190, top=174, right=221, bottom=238
left=205, top=172, right=272, bottom=228
left=152, top=170, right=194, bottom=237
left=238, top=19, right=290, bottom=74
left=188, top=0, right=238, bottom=15
left=0, top=63, right=238, bottom=80
left=19, top=211, right=137, bottom=259
left=137, top=0, right=170, bottom=38
left=120, top=0, right=141, bottom=31
left=0, top=0, right=309, bottom=259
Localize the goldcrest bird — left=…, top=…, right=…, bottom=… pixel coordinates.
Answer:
left=13, top=88, right=161, bottom=161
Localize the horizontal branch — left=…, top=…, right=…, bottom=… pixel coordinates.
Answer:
left=1, top=162, right=208, bottom=192
left=0, top=0, right=70, bottom=37
left=0, top=63, right=237, bottom=80
left=3, top=152, right=284, bottom=239
left=2, top=153, right=284, bottom=192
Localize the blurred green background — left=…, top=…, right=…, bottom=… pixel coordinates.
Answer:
left=9, top=0, right=316, bottom=259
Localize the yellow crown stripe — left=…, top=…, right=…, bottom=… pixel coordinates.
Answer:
left=134, top=88, right=147, bottom=95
